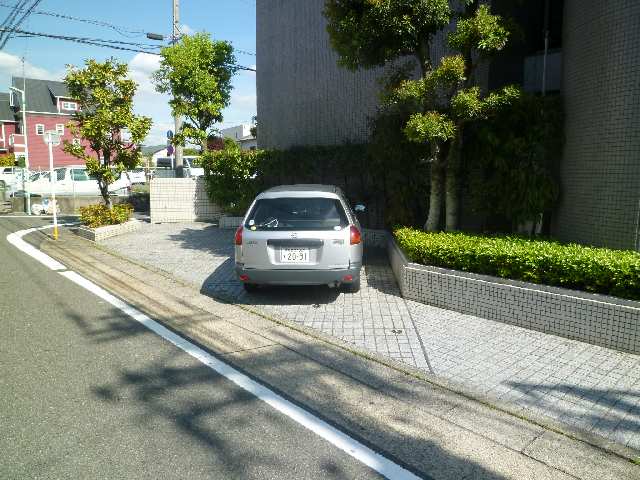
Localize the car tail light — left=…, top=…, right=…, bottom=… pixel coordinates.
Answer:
left=234, top=226, right=243, bottom=245
left=350, top=225, right=361, bottom=245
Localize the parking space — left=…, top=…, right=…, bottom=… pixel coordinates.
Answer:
left=103, top=222, right=640, bottom=451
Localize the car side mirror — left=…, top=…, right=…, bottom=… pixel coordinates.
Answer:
left=354, top=204, right=366, bottom=213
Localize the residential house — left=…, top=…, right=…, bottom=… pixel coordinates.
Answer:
left=0, top=92, right=18, bottom=156
left=256, top=0, right=640, bottom=251
left=220, top=124, right=257, bottom=150
left=7, top=77, right=83, bottom=170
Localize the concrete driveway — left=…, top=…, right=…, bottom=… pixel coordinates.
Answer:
left=103, top=222, right=640, bottom=452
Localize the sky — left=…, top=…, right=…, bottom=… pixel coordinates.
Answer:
left=0, top=0, right=256, bottom=146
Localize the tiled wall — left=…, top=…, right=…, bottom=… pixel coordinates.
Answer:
left=388, top=238, right=640, bottom=354
left=553, top=0, right=640, bottom=250
left=256, top=0, right=451, bottom=150
left=150, top=178, right=222, bottom=223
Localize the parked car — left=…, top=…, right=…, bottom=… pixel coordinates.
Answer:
left=21, top=165, right=133, bottom=196
left=234, top=185, right=364, bottom=293
left=121, top=168, right=147, bottom=185
left=0, top=166, right=18, bottom=186
left=183, top=156, right=204, bottom=177
left=154, top=156, right=203, bottom=177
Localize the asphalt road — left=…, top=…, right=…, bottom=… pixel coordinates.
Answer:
left=0, top=217, right=387, bottom=479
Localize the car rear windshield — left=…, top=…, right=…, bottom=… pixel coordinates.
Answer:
left=245, top=197, right=349, bottom=231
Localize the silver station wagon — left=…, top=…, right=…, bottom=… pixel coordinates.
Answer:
left=234, top=185, right=364, bottom=293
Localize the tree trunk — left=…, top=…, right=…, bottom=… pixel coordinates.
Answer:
left=445, top=127, right=463, bottom=231
left=424, top=144, right=444, bottom=232
left=99, top=179, right=112, bottom=209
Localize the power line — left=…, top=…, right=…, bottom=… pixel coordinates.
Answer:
left=0, top=0, right=149, bottom=37
left=0, top=27, right=257, bottom=71
left=0, top=0, right=42, bottom=48
left=0, top=0, right=29, bottom=46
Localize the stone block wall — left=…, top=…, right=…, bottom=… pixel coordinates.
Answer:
left=150, top=178, right=222, bottom=223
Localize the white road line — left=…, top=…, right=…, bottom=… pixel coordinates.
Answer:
left=6, top=224, right=71, bottom=271
left=8, top=225, right=422, bottom=480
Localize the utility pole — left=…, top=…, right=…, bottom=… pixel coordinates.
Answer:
left=172, top=0, right=184, bottom=177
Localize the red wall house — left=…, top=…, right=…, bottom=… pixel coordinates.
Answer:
left=7, top=77, right=90, bottom=170
left=0, top=121, right=17, bottom=154
left=22, top=113, right=84, bottom=170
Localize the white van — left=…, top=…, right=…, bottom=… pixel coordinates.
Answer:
left=25, top=166, right=133, bottom=196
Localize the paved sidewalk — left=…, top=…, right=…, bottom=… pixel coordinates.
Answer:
left=102, top=222, right=640, bottom=452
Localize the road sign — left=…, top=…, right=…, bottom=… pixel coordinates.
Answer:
left=167, top=145, right=174, bottom=156
left=167, top=130, right=174, bottom=139
left=43, top=130, right=61, bottom=147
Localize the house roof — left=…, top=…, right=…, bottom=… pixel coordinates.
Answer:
left=141, top=144, right=167, bottom=156
left=0, top=92, right=15, bottom=121
left=11, top=77, right=70, bottom=114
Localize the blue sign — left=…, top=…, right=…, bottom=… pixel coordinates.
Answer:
left=167, top=145, right=174, bottom=156
left=166, top=130, right=174, bottom=139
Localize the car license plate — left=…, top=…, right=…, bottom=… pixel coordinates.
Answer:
left=280, top=248, right=309, bottom=263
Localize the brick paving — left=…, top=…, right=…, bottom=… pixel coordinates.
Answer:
left=102, top=222, right=640, bottom=451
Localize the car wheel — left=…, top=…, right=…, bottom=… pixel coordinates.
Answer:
left=243, top=283, right=259, bottom=293
left=343, top=278, right=360, bottom=293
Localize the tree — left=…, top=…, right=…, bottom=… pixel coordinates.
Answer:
left=63, top=59, right=152, bottom=208
left=153, top=32, right=237, bottom=152
left=250, top=115, right=257, bottom=138
left=325, top=1, right=518, bottom=231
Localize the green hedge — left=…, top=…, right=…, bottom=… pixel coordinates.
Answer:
left=394, top=227, right=640, bottom=300
left=80, top=203, right=133, bottom=228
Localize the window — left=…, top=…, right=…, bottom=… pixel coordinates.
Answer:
left=61, top=101, right=78, bottom=111
left=72, top=138, right=81, bottom=146
left=35, top=124, right=44, bottom=135
left=56, top=168, right=66, bottom=181
left=245, top=197, right=349, bottom=231
left=56, top=124, right=64, bottom=135
left=71, top=169, right=90, bottom=181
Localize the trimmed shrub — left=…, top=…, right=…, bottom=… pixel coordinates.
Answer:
left=201, top=140, right=262, bottom=216
left=394, top=227, right=640, bottom=300
left=80, top=203, right=133, bottom=228
left=0, top=153, right=15, bottom=167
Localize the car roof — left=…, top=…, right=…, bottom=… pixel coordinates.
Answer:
left=263, top=184, right=341, bottom=194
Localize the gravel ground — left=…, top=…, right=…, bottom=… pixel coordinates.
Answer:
left=102, top=221, right=640, bottom=451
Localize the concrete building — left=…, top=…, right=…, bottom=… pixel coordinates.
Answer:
left=220, top=124, right=257, bottom=150
left=256, top=0, right=640, bottom=251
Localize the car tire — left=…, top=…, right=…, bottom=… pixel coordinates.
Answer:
left=243, top=283, right=259, bottom=293
left=343, top=278, right=360, bottom=293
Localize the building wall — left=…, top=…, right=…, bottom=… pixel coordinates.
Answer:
left=0, top=122, right=17, bottom=151
left=24, top=113, right=82, bottom=170
left=553, top=0, right=640, bottom=250
left=257, top=0, right=386, bottom=149
left=221, top=124, right=252, bottom=140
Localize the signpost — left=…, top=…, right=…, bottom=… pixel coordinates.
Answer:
left=43, top=130, right=61, bottom=240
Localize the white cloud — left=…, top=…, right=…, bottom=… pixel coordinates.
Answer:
left=128, top=53, right=171, bottom=145
left=0, top=51, right=61, bottom=84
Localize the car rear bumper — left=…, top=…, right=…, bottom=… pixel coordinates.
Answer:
left=235, top=263, right=361, bottom=286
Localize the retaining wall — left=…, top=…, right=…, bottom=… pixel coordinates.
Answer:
left=75, top=219, right=141, bottom=242
left=388, top=238, right=640, bottom=355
